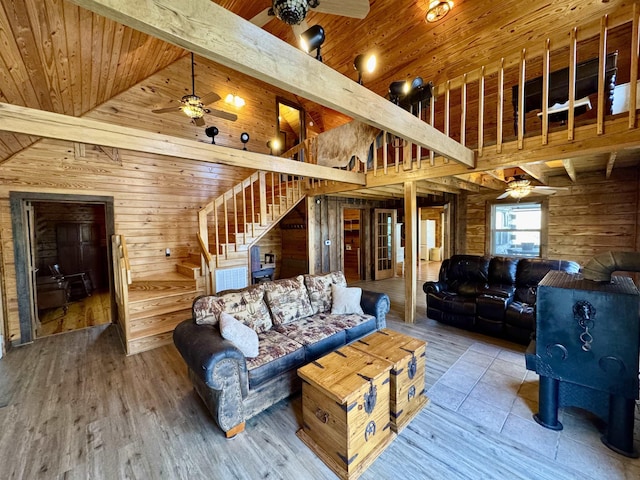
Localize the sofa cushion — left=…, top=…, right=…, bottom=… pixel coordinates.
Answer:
left=191, top=285, right=273, bottom=333
left=314, top=312, right=377, bottom=342
left=304, top=271, right=347, bottom=314
left=264, top=275, right=314, bottom=325
left=219, top=312, right=259, bottom=358
left=246, top=330, right=305, bottom=389
left=488, top=256, right=518, bottom=286
left=330, top=284, right=364, bottom=315
left=220, top=284, right=273, bottom=333
left=192, top=295, right=224, bottom=326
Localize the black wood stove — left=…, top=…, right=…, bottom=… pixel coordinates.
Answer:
left=525, top=270, right=640, bottom=457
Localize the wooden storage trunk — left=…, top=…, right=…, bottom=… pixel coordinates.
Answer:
left=352, top=328, right=428, bottom=432
left=297, top=345, right=394, bottom=480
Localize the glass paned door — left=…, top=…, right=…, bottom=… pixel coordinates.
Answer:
left=374, top=209, right=396, bottom=280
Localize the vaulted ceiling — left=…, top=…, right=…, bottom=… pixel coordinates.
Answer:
left=0, top=0, right=637, bottom=199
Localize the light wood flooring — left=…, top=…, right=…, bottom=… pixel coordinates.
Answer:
left=0, top=267, right=630, bottom=479
left=36, top=290, right=112, bottom=338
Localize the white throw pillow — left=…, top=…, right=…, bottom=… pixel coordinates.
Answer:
left=219, top=312, right=259, bottom=358
left=330, top=284, right=364, bottom=315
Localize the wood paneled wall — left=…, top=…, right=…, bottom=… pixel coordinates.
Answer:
left=0, top=53, right=313, bottom=345
left=308, top=196, right=388, bottom=280
left=460, top=167, right=640, bottom=266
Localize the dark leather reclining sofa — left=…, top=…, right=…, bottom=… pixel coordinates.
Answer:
left=423, top=255, right=580, bottom=344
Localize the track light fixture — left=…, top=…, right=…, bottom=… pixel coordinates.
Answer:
left=205, top=126, right=219, bottom=144
left=240, top=132, right=250, bottom=150
left=354, top=53, right=376, bottom=85
left=300, top=25, right=325, bottom=62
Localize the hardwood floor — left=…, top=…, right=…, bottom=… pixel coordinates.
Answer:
left=36, top=290, right=112, bottom=338
left=0, top=271, right=630, bottom=479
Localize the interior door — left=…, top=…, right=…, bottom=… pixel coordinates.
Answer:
left=374, top=209, right=396, bottom=280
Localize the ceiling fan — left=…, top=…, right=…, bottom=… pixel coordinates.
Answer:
left=497, top=176, right=568, bottom=200
left=250, top=0, right=370, bottom=37
left=152, top=53, right=238, bottom=126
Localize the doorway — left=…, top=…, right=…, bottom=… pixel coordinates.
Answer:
left=343, top=208, right=362, bottom=282
left=11, top=192, right=115, bottom=344
left=276, top=97, right=305, bottom=160
left=417, top=206, right=447, bottom=280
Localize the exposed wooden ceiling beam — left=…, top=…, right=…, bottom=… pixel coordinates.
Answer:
left=485, top=170, right=506, bottom=181
left=455, top=173, right=505, bottom=190
left=67, top=0, right=475, bottom=168
left=428, top=176, right=480, bottom=192
left=606, top=151, right=617, bottom=178
left=519, top=163, right=548, bottom=184
left=0, top=103, right=365, bottom=184
left=562, top=159, right=577, bottom=182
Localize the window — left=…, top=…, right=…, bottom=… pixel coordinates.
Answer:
left=490, top=203, right=542, bottom=257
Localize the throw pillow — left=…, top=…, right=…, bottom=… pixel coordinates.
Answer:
left=264, top=275, right=314, bottom=325
left=193, top=295, right=225, bottom=326
left=330, top=284, right=364, bottom=315
left=219, top=284, right=273, bottom=333
left=219, top=312, right=259, bottom=358
left=304, top=271, right=347, bottom=314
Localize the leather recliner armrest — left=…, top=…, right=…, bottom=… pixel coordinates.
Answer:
left=423, top=281, right=446, bottom=295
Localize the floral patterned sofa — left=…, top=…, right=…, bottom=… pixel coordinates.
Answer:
left=172, top=271, right=390, bottom=437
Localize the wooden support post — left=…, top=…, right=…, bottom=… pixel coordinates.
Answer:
left=403, top=181, right=417, bottom=324
left=542, top=39, right=550, bottom=145
left=630, top=3, right=639, bottom=129
left=497, top=58, right=504, bottom=154
left=518, top=49, right=526, bottom=150
left=429, top=94, right=436, bottom=166
left=597, top=14, right=609, bottom=135
left=478, top=66, right=485, bottom=157
left=259, top=171, right=267, bottom=227
left=460, top=74, right=467, bottom=147
left=568, top=28, right=577, bottom=141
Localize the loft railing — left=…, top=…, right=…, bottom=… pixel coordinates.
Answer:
left=304, top=3, right=639, bottom=187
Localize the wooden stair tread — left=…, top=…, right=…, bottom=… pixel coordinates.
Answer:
left=129, top=309, right=191, bottom=339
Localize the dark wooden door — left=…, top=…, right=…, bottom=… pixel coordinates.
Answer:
left=56, top=223, right=106, bottom=289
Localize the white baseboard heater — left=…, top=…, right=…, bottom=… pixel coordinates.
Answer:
left=215, top=267, right=248, bottom=293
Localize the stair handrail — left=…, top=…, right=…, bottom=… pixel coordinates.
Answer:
left=111, top=234, right=132, bottom=343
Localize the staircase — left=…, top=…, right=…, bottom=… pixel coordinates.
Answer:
left=198, top=171, right=306, bottom=291
left=112, top=236, right=205, bottom=355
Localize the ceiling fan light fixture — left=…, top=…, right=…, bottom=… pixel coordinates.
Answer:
left=426, top=0, right=454, bottom=23
left=272, top=0, right=318, bottom=26
left=181, top=94, right=204, bottom=119
left=506, top=179, right=533, bottom=199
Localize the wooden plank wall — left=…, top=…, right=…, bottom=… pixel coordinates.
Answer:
left=308, top=196, right=387, bottom=280
left=461, top=167, right=640, bottom=266
left=0, top=54, right=312, bottom=344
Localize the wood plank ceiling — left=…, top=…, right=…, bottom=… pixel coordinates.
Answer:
left=0, top=0, right=636, bottom=199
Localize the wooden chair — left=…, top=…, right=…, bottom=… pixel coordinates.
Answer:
left=49, top=264, right=93, bottom=299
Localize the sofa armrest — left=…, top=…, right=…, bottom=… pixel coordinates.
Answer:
left=423, top=281, right=446, bottom=295
left=361, top=290, right=390, bottom=329
left=173, top=319, right=249, bottom=397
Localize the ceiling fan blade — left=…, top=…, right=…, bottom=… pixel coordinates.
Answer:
left=312, top=0, right=370, bottom=18
left=206, top=108, right=238, bottom=122
left=193, top=116, right=206, bottom=127
left=250, top=7, right=273, bottom=27
left=152, top=106, right=180, bottom=114
left=533, top=186, right=569, bottom=191
left=200, top=92, right=221, bottom=106
left=530, top=187, right=559, bottom=195
left=496, top=192, right=511, bottom=200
